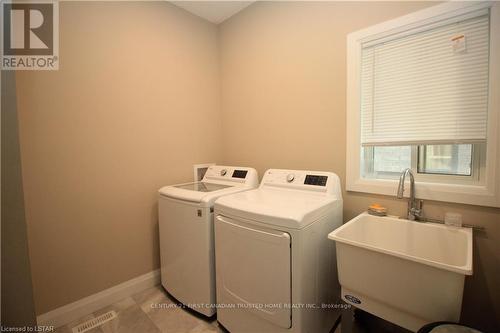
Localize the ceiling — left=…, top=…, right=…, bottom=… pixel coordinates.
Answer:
left=171, top=1, right=254, bottom=24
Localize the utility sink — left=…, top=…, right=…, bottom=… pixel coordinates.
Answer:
left=328, top=213, right=473, bottom=332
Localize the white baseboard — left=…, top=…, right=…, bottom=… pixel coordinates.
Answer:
left=37, top=269, right=161, bottom=329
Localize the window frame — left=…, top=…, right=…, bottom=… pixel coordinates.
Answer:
left=346, top=1, right=500, bottom=207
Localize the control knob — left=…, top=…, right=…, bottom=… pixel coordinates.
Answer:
left=220, top=169, right=228, bottom=176
left=286, top=173, right=295, bottom=183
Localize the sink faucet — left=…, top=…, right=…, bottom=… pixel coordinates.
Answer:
left=397, top=168, right=423, bottom=221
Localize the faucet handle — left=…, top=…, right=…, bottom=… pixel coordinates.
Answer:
left=412, top=200, right=424, bottom=220
left=417, top=200, right=423, bottom=210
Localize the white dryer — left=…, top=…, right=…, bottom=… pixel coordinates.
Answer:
left=158, top=166, right=258, bottom=317
left=214, top=169, right=343, bottom=332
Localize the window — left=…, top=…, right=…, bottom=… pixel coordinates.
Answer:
left=346, top=2, right=500, bottom=207
left=363, top=143, right=484, bottom=182
left=418, top=144, right=473, bottom=176
left=364, top=146, right=411, bottom=178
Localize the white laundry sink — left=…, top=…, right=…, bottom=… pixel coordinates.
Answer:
left=328, top=213, right=472, bottom=332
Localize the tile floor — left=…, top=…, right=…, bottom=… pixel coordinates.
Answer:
left=54, top=284, right=396, bottom=333
left=54, top=285, right=223, bottom=333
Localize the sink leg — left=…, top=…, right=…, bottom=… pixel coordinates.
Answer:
left=341, top=303, right=354, bottom=333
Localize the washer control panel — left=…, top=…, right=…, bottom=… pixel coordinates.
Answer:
left=203, top=166, right=258, bottom=187
left=232, top=170, right=248, bottom=179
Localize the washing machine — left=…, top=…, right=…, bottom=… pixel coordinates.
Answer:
left=214, top=169, right=343, bottom=332
left=158, top=165, right=258, bottom=317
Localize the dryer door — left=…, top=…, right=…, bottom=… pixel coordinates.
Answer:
left=215, top=214, right=291, bottom=329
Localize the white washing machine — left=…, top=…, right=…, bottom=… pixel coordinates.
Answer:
left=158, top=165, right=258, bottom=317
left=214, top=169, right=343, bottom=333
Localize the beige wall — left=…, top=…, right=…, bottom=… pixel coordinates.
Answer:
left=219, top=2, right=500, bottom=332
left=15, top=2, right=221, bottom=314
left=2, top=71, right=37, bottom=325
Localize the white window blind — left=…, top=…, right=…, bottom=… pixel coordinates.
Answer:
left=361, top=11, right=490, bottom=146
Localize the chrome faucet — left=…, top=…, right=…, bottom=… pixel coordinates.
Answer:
left=397, top=168, right=423, bottom=221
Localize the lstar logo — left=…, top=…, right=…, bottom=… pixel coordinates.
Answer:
left=1, top=0, right=59, bottom=70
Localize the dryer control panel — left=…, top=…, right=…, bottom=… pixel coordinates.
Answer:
left=304, top=174, right=328, bottom=186
left=261, top=169, right=342, bottom=198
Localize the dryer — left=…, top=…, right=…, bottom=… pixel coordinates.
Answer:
left=214, top=169, right=343, bottom=332
left=158, top=165, right=258, bottom=317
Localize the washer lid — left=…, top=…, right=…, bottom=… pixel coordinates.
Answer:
left=215, top=187, right=340, bottom=229
left=159, top=183, right=256, bottom=207
left=173, top=182, right=232, bottom=192
left=158, top=166, right=259, bottom=207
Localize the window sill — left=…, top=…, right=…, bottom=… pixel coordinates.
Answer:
left=347, top=177, right=500, bottom=208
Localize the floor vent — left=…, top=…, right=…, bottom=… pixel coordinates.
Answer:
left=71, top=310, right=117, bottom=333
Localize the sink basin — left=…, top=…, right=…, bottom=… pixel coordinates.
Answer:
left=328, top=213, right=473, bottom=332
